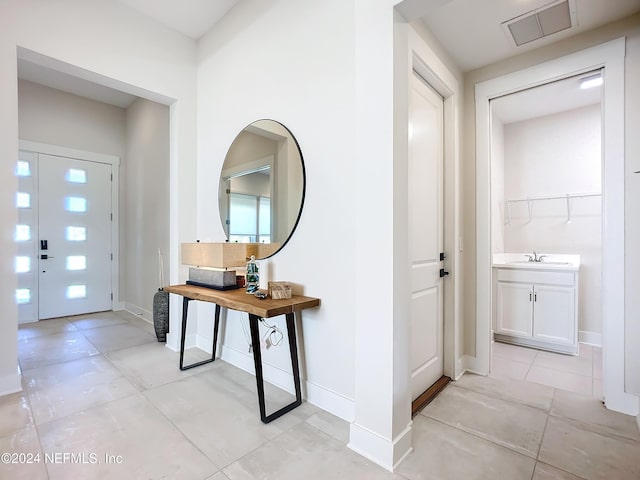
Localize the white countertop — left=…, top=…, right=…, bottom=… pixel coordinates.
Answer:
left=492, top=253, right=581, bottom=272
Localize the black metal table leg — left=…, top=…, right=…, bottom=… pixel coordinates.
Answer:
left=179, top=298, right=220, bottom=370
left=249, top=312, right=303, bottom=423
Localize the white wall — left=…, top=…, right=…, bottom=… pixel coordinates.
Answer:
left=123, top=98, right=170, bottom=317
left=0, top=0, right=198, bottom=394
left=18, top=79, right=126, bottom=157
left=463, top=15, right=640, bottom=398
left=197, top=0, right=411, bottom=469
left=197, top=0, right=358, bottom=414
left=501, top=105, right=602, bottom=339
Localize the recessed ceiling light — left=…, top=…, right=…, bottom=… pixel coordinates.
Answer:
left=580, top=74, right=603, bottom=89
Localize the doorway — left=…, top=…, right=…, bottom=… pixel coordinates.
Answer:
left=488, top=73, right=603, bottom=397
left=16, top=142, right=120, bottom=323
left=474, top=38, right=636, bottom=415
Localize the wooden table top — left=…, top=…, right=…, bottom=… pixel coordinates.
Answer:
left=164, top=284, right=320, bottom=318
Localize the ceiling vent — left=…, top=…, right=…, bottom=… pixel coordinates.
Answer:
left=502, top=0, right=577, bottom=47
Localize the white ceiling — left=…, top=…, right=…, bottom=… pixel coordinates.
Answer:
left=16, top=0, right=639, bottom=114
left=18, top=58, right=138, bottom=108
left=115, top=0, right=241, bottom=40
left=491, top=71, right=602, bottom=124
left=415, top=0, right=640, bottom=72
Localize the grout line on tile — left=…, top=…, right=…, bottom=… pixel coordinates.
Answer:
left=535, top=408, right=551, bottom=462
left=421, top=413, right=539, bottom=460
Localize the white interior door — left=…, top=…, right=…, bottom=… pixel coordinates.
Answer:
left=409, top=72, right=445, bottom=400
left=37, top=154, right=112, bottom=319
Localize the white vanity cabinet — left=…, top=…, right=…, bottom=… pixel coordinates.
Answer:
left=493, top=266, right=578, bottom=354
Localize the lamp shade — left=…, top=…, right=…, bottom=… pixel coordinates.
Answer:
left=180, top=242, right=247, bottom=268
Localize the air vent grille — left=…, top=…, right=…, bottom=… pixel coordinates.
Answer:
left=502, top=0, right=576, bottom=47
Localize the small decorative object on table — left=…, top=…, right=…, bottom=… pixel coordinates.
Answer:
left=269, top=281, right=292, bottom=299
left=246, top=255, right=259, bottom=294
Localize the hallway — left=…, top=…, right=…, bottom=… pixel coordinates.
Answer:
left=2, top=312, right=639, bottom=479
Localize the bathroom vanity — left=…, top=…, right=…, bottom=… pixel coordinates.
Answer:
left=492, top=253, right=580, bottom=355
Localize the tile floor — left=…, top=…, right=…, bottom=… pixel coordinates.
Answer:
left=0, top=310, right=638, bottom=479
left=491, top=340, right=602, bottom=398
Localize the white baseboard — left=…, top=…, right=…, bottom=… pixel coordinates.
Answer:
left=217, top=343, right=356, bottom=423
left=579, top=330, right=602, bottom=347
left=348, top=421, right=413, bottom=472
left=220, top=344, right=296, bottom=394
left=462, top=354, right=486, bottom=375
left=0, top=368, right=22, bottom=397
left=165, top=333, right=179, bottom=352
left=123, top=302, right=152, bottom=323
left=306, top=381, right=355, bottom=422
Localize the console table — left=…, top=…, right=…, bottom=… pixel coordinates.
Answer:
left=164, top=284, right=320, bottom=423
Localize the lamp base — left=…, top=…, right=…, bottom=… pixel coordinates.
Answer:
left=186, top=280, right=240, bottom=291
left=188, top=267, right=237, bottom=288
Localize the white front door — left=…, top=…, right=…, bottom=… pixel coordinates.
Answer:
left=16, top=152, right=113, bottom=321
left=409, top=72, right=445, bottom=401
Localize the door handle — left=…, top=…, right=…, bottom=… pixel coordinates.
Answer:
left=40, top=255, right=55, bottom=260
left=439, top=268, right=449, bottom=278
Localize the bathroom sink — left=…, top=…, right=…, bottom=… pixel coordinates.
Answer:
left=492, top=253, right=581, bottom=270
left=509, top=261, right=570, bottom=265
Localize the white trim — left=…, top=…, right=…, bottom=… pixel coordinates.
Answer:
left=408, top=24, right=462, bottom=381
left=219, top=344, right=295, bottom=394
left=0, top=367, right=22, bottom=397
left=123, top=302, right=152, bottom=323
left=18, top=140, right=121, bottom=315
left=462, top=354, right=484, bottom=376
left=305, top=381, right=355, bottom=422
left=579, top=331, right=602, bottom=347
left=219, top=344, right=356, bottom=422
left=475, top=38, right=637, bottom=415
left=221, top=155, right=274, bottom=179
left=348, top=421, right=413, bottom=472
left=19, top=140, right=120, bottom=166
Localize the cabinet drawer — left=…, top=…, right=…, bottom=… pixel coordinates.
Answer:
left=496, top=268, right=574, bottom=286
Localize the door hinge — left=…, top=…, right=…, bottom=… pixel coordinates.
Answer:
left=111, top=293, right=113, bottom=300
left=110, top=253, right=113, bottom=261
left=110, top=213, right=113, bottom=221
left=111, top=173, right=113, bottom=181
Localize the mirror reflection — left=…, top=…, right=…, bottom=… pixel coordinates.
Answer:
left=218, top=119, right=305, bottom=259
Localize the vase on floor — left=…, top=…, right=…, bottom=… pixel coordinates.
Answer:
left=153, top=287, right=169, bottom=342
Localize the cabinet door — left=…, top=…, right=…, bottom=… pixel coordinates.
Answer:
left=496, top=282, right=533, bottom=338
left=533, top=285, right=575, bottom=345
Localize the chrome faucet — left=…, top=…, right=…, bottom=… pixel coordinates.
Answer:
left=525, top=251, right=546, bottom=262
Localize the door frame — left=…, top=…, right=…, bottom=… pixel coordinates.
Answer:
left=19, top=139, right=122, bottom=315
left=474, top=38, right=638, bottom=415
left=407, top=27, right=462, bottom=381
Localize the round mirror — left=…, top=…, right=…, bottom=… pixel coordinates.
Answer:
left=218, top=119, right=306, bottom=259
